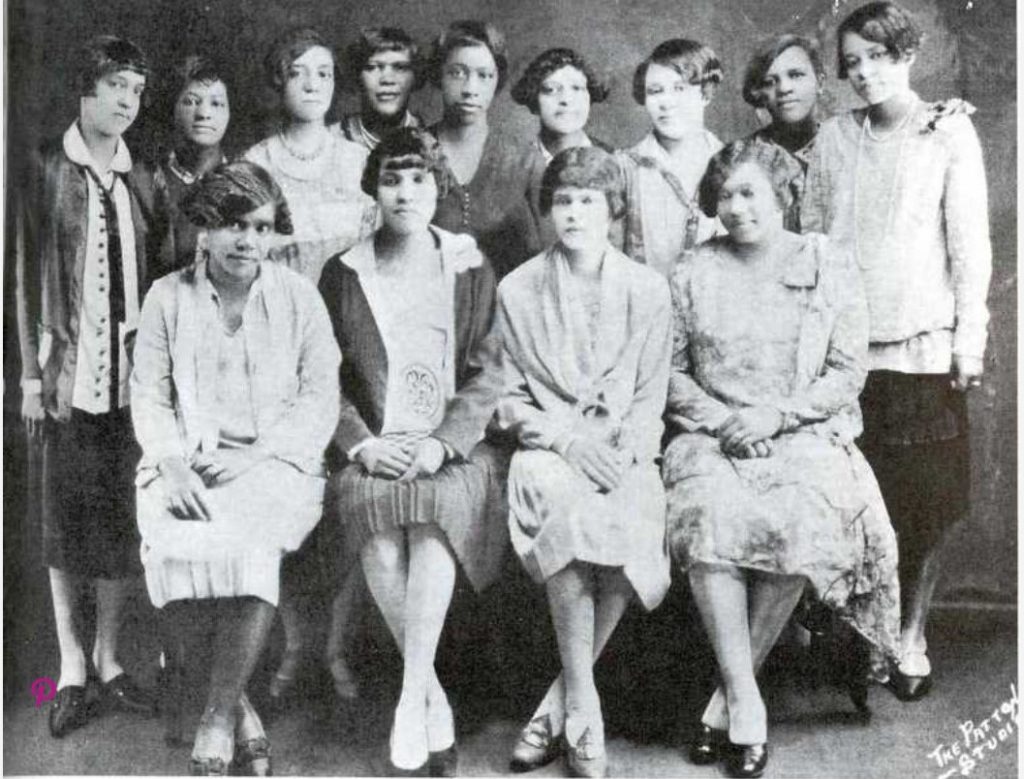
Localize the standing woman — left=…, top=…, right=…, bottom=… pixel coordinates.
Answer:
left=429, top=19, right=538, bottom=279
left=802, top=1, right=992, bottom=700
left=159, top=55, right=231, bottom=271
left=319, top=128, right=507, bottom=774
left=499, top=147, right=672, bottom=778
left=131, top=160, right=340, bottom=774
left=618, top=39, right=725, bottom=279
left=244, top=27, right=376, bottom=285
left=341, top=27, right=423, bottom=150
left=511, top=47, right=612, bottom=248
left=742, top=35, right=826, bottom=230
left=244, top=27, right=376, bottom=703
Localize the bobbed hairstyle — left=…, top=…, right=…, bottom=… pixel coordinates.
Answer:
left=75, top=35, right=150, bottom=98
left=697, top=138, right=804, bottom=218
left=539, top=146, right=626, bottom=220
left=511, top=48, right=610, bottom=114
left=742, top=34, right=824, bottom=107
left=160, top=54, right=229, bottom=120
left=836, top=1, right=923, bottom=79
left=429, top=20, right=509, bottom=91
left=361, top=127, right=448, bottom=199
left=346, top=27, right=425, bottom=91
left=182, top=160, right=293, bottom=235
left=264, top=27, right=337, bottom=91
left=632, top=38, right=723, bottom=104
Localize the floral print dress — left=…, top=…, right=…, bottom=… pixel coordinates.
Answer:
left=663, top=233, right=900, bottom=657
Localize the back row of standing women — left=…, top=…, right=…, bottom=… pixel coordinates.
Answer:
left=18, top=2, right=991, bottom=777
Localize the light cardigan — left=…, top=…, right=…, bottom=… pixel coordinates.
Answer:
left=496, top=244, right=672, bottom=466
left=130, top=259, right=340, bottom=484
left=801, top=95, right=991, bottom=370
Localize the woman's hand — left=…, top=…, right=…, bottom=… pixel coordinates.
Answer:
left=564, top=437, right=626, bottom=493
left=21, top=392, right=45, bottom=440
left=951, top=354, right=984, bottom=392
left=158, top=456, right=213, bottom=521
left=398, top=437, right=447, bottom=481
left=717, top=407, right=783, bottom=450
left=721, top=437, right=773, bottom=459
left=355, top=438, right=414, bottom=480
left=193, top=446, right=269, bottom=487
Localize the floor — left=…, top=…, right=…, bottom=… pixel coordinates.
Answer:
left=3, top=562, right=1018, bottom=779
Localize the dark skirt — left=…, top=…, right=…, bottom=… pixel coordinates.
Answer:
left=41, top=408, right=142, bottom=578
left=324, top=439, right=510, bottom=593
left=858, top=371, right=970, bottom=554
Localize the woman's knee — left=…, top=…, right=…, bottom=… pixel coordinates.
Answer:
left=360, top=528, right=407, bottom=570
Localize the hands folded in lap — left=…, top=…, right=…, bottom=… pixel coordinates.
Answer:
left=356, top=437, right=447, bottom=481
left=716, top=406, right=784, bottom=460
left=159, top=446, right=269, bottom=521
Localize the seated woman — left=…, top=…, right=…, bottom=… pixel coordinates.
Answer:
left=511, top=47, right=612, bottom=248
left=618, top=38, right=725, bottom=278
left=498, top=146, right=672, bottom=779
left=663, top=139, right=899, bottom=778
left=742, top=34, right=826, bottom=231
left=131, top=161, right=340, bottom=775
left=318, top=127, right=507, bottom=775
left=159, top=54, right=231, bottom=271
left=340, top=26, right=423, bottom=150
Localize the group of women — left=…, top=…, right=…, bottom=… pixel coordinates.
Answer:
left=37, top=2, right=992, bottom=777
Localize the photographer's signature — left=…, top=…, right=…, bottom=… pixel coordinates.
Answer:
left=926, top=682, right=1018, bottom=777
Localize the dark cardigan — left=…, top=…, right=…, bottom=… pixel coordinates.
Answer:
left=318, top=231, right=504, bottom=464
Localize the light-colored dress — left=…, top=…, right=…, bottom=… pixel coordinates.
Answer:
left=243, top=127, right=377, bottom=284
left=618, top=130, right=724, bottom=279
left=497, top=245, right=672, bottom=610
left=131, top=260, right=340, bottom=607
left=663, top=233, right=900, bottom=656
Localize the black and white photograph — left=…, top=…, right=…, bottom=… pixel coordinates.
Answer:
left=2, top=0, right=1017, bottom=776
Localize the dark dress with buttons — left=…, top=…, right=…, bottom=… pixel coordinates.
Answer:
left=429, top=124, right=539, bottom=280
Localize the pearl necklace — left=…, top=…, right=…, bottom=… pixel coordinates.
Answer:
left=278, top=128, right=328, bottom=162
left=853, top=105, right=914, bottom=268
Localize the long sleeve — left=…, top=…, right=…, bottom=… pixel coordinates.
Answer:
left=618, top=283, right=672, bottom=463
left=775, top=248, right=868, bottom=429
left=130, top=280, right=187, bottom=465
left=14, top=186, right=42, bottom=385
left=433, top=263, right=504, bottom=458
left=257, top=289, right=340, bottom=464
left=799, top=129, right=832, bottom=237
left=944, top=117, right=992, bottom=359
left=494, top=293, right=578, bottom=454
left=665, top=266, right=732, bottom=434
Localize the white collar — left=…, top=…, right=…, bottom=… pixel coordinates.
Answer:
left=63, top=122, right=132, bottom=175
left=536, top=134, right=593, bottom=165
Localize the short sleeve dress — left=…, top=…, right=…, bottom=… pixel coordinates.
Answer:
left=662, top=233, right=900, bottom=657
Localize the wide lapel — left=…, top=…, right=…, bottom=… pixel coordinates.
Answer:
left=781, top=236, right=823, bottom=387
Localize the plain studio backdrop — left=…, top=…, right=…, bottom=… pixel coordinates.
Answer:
left=3, top=0, right=1016, bottom=730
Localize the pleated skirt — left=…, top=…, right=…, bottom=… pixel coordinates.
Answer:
left=326, top=439, right=510, bottom=593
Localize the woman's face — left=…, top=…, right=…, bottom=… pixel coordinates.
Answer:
left=80, top=69, right=147, bottom=139
left=360, top=49, right=416, bottom=119
left=282, top=45, right=335, bottom=123
left=537, top=65, right=590, bottom=137
left=715, top=162, right=782, bottom=246
left=205, top=201, right=276, bottom=286
left=377, top=159, right=439, bottom=235
left=841, top=31, right=913, bottom=107
left=643, top=62, right=706, bottom=140
left=757, top=46, right=819, bottom=126
left=174, top=79, right=230, bottom=147
left=550, top=185, right=611, bottom=253
left=440, top=44, right=499, bottom=125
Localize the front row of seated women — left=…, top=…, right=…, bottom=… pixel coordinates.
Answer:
left=132, top=130, right=899, bottom=777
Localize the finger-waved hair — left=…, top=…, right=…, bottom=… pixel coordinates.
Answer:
left=697, top=139, right=804, bottom=217
left=182, top=160, right=293, bottom=235
left=539, top=146, right=625, bottom=219
left=511, top=47, right=609, bottom=114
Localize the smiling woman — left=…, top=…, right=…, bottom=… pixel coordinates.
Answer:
left=130, top=159, right=339, bottom=774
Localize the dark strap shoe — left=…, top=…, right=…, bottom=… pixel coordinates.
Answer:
left=103, top=673, right=157, bottom=715
left=49, top=685, right=93, bottom=738
left=725, top=742, right=768, bottom=778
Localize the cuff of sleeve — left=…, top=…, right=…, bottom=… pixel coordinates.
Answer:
left=771, top=405, right=799, bottom=433
left=550, top=433, right=578, bottom=457
left=347, top=437, right=374, bottom=461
